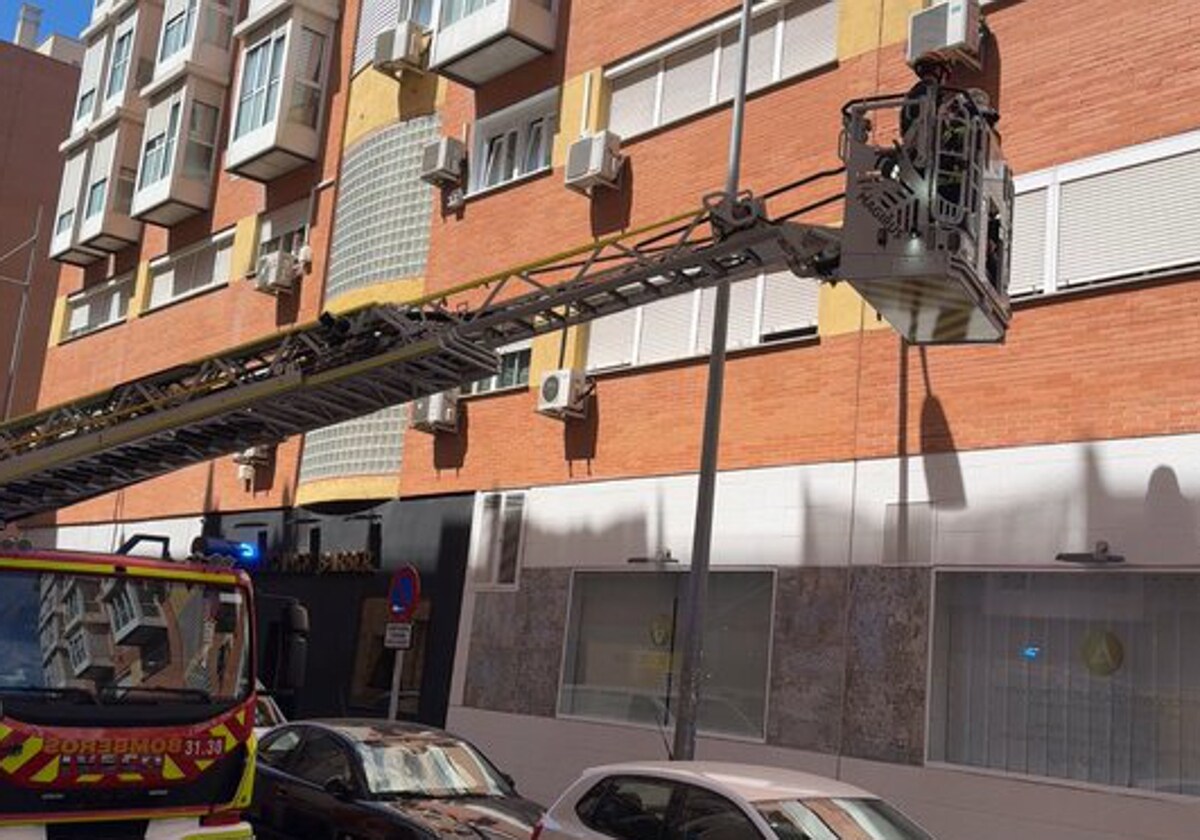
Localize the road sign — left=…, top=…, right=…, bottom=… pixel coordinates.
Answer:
left=384, top=622, right=413, bottom=650
left=388, top=565, right=421, bottom=623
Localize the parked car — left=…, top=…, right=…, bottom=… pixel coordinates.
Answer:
left=248, top=719, right=544, bottom=840
left=537, top=761, right=936, bottom=840
left=253, top=684, right=286, bottom=739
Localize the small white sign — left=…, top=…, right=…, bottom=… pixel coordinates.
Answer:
left=384, top=622, right=413, bottom=650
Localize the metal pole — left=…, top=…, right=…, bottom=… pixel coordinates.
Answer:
left=672, top=0, right=754, bottom=762
left=3, top=207, right=40, bottom=421
left=387, top=649, right=405, bottom=720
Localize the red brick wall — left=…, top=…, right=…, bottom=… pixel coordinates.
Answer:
left=37, top=0, right=362, bottom=524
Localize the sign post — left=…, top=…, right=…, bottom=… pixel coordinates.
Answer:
left=386, top=565, right=420, bottom=721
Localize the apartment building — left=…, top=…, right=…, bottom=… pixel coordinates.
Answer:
left=24, top=0, right=1200, bottom=837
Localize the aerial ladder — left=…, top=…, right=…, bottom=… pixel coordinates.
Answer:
left=0, top=78, right=1012, bottom=524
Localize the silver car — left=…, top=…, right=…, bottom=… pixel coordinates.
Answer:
left=537, top=762, right=936, bottom=840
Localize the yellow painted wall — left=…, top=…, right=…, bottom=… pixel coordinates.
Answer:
left=553, top=69, right=606, bottom=167
left=818, top=282, right=889, bottom=337
left=129, top=260, right=153, bottom=317
left=343, top=66, right=442, bottom=150
left=46, top=296, right=67, bottom=347
left=324, top=277, right=426, bottom=314
left=295, top=475, right=400, bottom=506
left=530, top=323, right=590, bottom=390
left=229, top=215, right=261, bottom=281
left=837, top=0, right=925, bottom=61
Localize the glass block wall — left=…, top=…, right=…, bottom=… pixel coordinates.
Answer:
left=298, top=406, right=407, bottom=484
left=324, top=115, right=441, bottom=301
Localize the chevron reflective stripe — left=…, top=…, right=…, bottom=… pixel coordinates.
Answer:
left=30, top=757, right=59, bottom=784
left=209, top=724, right=238, bottom=753
left=0, top=736, right=42, bottom=774
left=162, top=755, right=186, bottom=781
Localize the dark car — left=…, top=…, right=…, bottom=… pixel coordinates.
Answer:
left=249, top=719, right=544, bottom=840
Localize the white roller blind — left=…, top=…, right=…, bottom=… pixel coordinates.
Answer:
left=57, top=150, right=90, bottom=218
left=1008, top=189, right=1047, bottom=296
left=1058, top=149, right=1200, bottom=287
left=697, top=278, right=758, bottom=353
left=586, top=308, right=637, bottom=371
left=780, top=0, right=837, bottom=79
left=213, top=236, right=233, bottom=284
left=637, top=294, right=695, bottom=364
left=660, top=38, right=715, bottom=126
left=608, top=62, right=658, bottom=140
left=354, top=0, right=400, bottom=72
left=79, top=36, right=107, bottom=94
left=162, top=0, right=187, bottom=22
left=761, top=269, right=818, bottom=336
left=89, top=128, right=119, bottom=188
left=149, top=263, right=175, bottom=308
left=717, top=10, right=777, bottom=100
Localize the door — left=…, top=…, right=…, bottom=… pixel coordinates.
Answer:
left=280, top=730, right=364, bottom=840
left=252, top=726, right=306, bottom=838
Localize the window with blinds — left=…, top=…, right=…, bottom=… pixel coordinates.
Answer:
left=606, top=0, right=837, bottom=140
left=55, top=149, right=90, bottom=240
left=147, top=231, right=234, bottom=310
left=475, top=491, right=526, bottom=588
left=585, top=270, right=818, bottom=373
left=288, top=27, right=326, bottom=128
left=64, top=274, right=134, bottom=340
left=354, top=0, right=401, bottom=73
left=1009, top=133, right=1200, bottom=298
left=930, top=571, right=1200, bottom=795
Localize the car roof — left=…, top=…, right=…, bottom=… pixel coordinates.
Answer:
left=295, top=718, right=469, bottom=746
left=579, top=762, right=875, bottom=803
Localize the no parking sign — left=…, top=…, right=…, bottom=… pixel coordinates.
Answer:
left=388, top=565, right=421, bottom=623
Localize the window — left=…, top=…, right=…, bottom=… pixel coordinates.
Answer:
left=235, top=26, right=287, bottom=139
left=202, top=0, right=233, bottom=49
left=67, top=632, right=89, bottom=671
left=290, top=732, right=355, bottom=788
left=474, top=491, right=526, bottom=587
left=85, top=178, right=108, bottom=219
left=139, top=100, right=182, bottom=188
left=586, top=270, right=817, bottom=373
left=929, top=571, right=1200, bottom=796
left=259, top=728, right=302, bottom=768
left=76, top=89, right=96, bottom=122
left=64, top=586, right=85, bottom=627
left=559, top=570, right=773, bottom=739
left=581, top=777, right=675, bottom=840
left=440, top=0, right=499, bottom=28
left=64, top=274, right=134, bottom=339
left=1008, top=132, right=1200, bottom=299
left=106, top=31, right=132, bottom=99
left=183, top=101, right=220, bottom=179
left=673, top=786, right=759, bottom=840
left=55, top=210, right=74, bottom=237
left=258, top=201, right=309, bottom=260
left=469, top=344, right=531, bottom=394
left=607, top=0, right=836, bottom=140
left=470, top=89, right=557, bottom=193
left=289, top=27, right=325, bottom=128
left=160, top=0, right=198, bottom=61
left=755, top=799, right=933, bottom=840
left=147, top=231, right=234, bottom=308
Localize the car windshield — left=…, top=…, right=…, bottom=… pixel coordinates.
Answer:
left=756, top=798, right=934, bottom=840
left=0, top=569, right=252, bottom=716
left=355, top=735, right=512, bottom=798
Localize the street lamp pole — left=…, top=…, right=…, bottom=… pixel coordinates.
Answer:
left=1, top=206, right=42, bottom=422
left=672, top=0, right=754, bottom=762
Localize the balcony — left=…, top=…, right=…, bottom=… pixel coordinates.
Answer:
left=132, top=77, right=225, bottom=225
left=66, top=629, right=114, bottom=682
left=237, top=0, right=339, bottom=37
left=103, top=581, right=168, bottom=648
left=147, top=0, right=236, bottom=95
left=51, top=146, right=109, bottom=266
left=224, top=6, right=337, bottom=182
left=93, top=2, right=162, bottom=132
left=40, top=620, right=64, bottom=664
left=430, top=0, right=558, bottom=87
left=63, top=579, right=109, bottom=633
left=77, top=121, right=144, bottom=254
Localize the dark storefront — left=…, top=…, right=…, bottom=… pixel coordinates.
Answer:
left=214, top=494, right=473, bottom=727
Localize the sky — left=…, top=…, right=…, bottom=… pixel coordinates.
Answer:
left=1, top=0, right=92, bottom=43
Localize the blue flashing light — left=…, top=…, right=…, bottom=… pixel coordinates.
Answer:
left=192, top=536, right=261, bottom=568
left=1021, top=645, right=1041, bottom=662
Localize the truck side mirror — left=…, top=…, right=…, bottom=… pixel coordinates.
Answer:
left=277, top=602, right=309, bottom=692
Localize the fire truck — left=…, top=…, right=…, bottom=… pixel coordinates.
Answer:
left=0, top=536, right=306, bottom=839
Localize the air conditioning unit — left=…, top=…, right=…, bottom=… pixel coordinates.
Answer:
left=907, top=0, right=982, bottom=69
left=410, top=389, right=459, bottom=433
left=374, top=20, right=425, bottom=75
left=537, top=369, right=588, bottom=419
left=232, top=445, right=272, bottom=466
left=419, top=137, right=466, bottom=188
left=254, top=251, right=298, bottom=295
left=564, top=131, right=624, bottom=195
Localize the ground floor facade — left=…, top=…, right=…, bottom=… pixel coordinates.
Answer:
left=446, top=431, right=1200, bottom=840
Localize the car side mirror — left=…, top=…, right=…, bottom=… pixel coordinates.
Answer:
left=501, top=772, right=516, bottom=790
left=324, top=777, right=355, bottom=801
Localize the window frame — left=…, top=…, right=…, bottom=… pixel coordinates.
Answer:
left=287, top=25, right=327, bottom=129
left=160, top=0, right=199, bottom=62
left=1009, top=129, right=1200, bottom=302
left=467, top=341, right=532, bottom=395
left=471, top=490, right=528, bottom=591
left=105, top=29, right=133, bottom=101
left=144, top=228, right=236, bottom=312
left=182, top=100, right=221, bottom=180
left=139, top=97, right=183, bottom=189
left=234, top=22, right=289, bottom=140
left=469, top=88, right=558, bottom=195
left=63, top=273, right=135, bottom=341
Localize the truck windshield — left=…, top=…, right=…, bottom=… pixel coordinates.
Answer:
left=0, top=570, right=251, bottom=717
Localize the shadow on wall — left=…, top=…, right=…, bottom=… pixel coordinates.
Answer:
left=434, top=399, right=470, bottom=472
left=564, top=392, right=600, bottom=472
